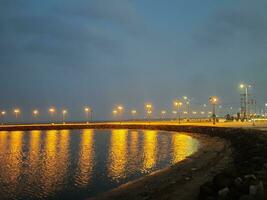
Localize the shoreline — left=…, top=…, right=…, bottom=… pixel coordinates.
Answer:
left=1, top=123, right=267, bottom=199
left=89, top=132, right=231, bottom=200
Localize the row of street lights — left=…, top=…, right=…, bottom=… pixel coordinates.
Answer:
left=0, top=107, right=93, bottom=124
left=111, top=96, right=219, bottom=123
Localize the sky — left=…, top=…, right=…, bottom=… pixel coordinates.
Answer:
left=1, top=0, right=267, bottom=122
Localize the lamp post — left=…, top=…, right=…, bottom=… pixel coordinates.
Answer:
left=1, top=111, right=6, bottom=125
left=131, top=110, right=137, bottom=120
left=14, top=109, right=20, bottom=118
left=117, top=105, right=124, bottom=120
left=49, top=107, right=56, bottom=124
left=62, top=110, right=67, bottom=124
left=145, top=103, right=153, bottom=120
left=183, top=96, right=191, bottom=121
left=113, top=110, right=118, bottom=119
left=84, top=107, right=92, bottom=123
left=209, top=96, right=218, bottom=125
left=265, top=103, right=267, bottom=117
left=174, top=100, right=183, bottom=124
left=33, top=109, right=39, bottom=118
left=161, top=110, right=166, bottom=119
left=240, top=83, right=251, bottom=121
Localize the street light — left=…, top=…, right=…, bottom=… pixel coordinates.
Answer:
left=14, top=109, right=20, bottom=118
left=62, top=110, right=67, bottom=124
left=240, top=83, right=251, bottom=121
left=112, top=110, right=118, bottom=119
left=33, top=109, right=39, bottom=118
left=131, top=110, right=137, bottom=119
left=1, top=111, right=6, bottom=125
left=161, top=110, right=166, bottom=119
left=183, top=96, right=191, bottom=121
left=116, top=105, right=124, bottom=120
left=174, top=100, right=183, bottom=124
left=84, top=107, right=92, bottom=123
left=145, top=103, right=153, bottom=119
left=209, top=96, right=218, bottom=125
left=49, top=107, right=56, bottom=123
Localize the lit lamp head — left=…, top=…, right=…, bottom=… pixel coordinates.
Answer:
left=33, top=109, right=39, bottom=116
left=84, top=107, right=90, bottom=112
left=174, top=101, right=182, bottom=107
left=240, top=83, right=251, bottom=89
left=14, top=109, right=20, bottom=114
left=145, top=104, right=152, bottom=109
left=131, top=110, right=137, bottom=115
left=117, top=106, right=123, bottom=111
left=210, top=96, right=218, bottom=105
left=62, top=110, right=67, bottom=115
left=161, top=110, right=166, bottom=114
left=49, top=107, right=55, bottom=114
left=1, top=111, right=6, bottom=115
left=113, top=110, right=118, bottom=115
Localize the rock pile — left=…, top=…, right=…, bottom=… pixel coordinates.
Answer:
left=198, top=128, right=267, bottom=200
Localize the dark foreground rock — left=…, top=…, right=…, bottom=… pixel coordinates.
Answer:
left=197, top=128, right=267, bottom=200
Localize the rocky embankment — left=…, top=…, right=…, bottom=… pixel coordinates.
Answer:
left=196, top=128, right=267, bottom=200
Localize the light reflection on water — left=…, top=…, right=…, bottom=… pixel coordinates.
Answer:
left=0, top=129, right=199, bottom=200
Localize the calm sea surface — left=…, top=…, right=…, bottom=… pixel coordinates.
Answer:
left=0, top=129, right=199, bottom=200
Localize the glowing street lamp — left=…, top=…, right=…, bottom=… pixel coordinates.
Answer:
left=112, top=110, right=118, bottom=119
left=62, top=110, right=67, bottom=124
left=33, top=109, right=39, bottom=118
left=49, top=107, right=56, bottom=123
left=131, top=110, right=137, bottom=119
left=116, top=105, right=124, bottom=120
left=173, top=100, right=183, bottom=124
left=145, top=103, right=153, bottom=119
left=209, top=96, right=218, bottom=125
left=183, top=96, right=191, bottom=121
left=161, top=110, right=166, bottom=119
left=1, top=111, right=6, bottom=125
left=240, top=83, right=251, bottom=121
left=84, top=107, right=93, bottom=123
left=14, top=109, right=20, bottom=118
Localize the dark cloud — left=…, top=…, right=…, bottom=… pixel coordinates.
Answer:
left=195, top=8, right=267, bottom=46
left=0, top=0, right=140, bottom=69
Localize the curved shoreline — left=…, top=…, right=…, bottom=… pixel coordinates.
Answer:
left=88, top=132, right=231, bottom=200
left=1, top=123, right=267, bottom=199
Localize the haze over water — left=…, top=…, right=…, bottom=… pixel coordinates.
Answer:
left=0, top=129, right=198, bottom=200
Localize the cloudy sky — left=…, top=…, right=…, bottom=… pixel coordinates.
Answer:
left=1, top=0, right=267, bottom=121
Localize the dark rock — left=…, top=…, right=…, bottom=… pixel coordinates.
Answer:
left=218, top=187, right=229, bottom=198
left=239, top=195, right=255, bottom=200
left=213, top=172, right=233, bottom=190
left=234, top=177, right=243, bottom=188
left=199, top=182, right=216, bottom=200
